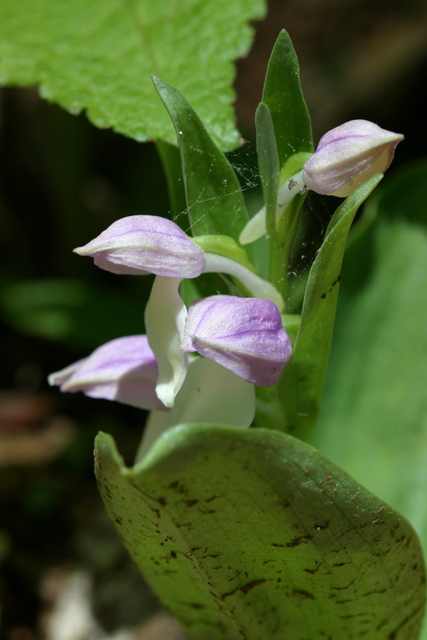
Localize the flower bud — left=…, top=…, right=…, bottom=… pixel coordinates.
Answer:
left=181, top=295, right=292, bottom=387
left=48, top=336, right=166, bottom=411
left=74, top=215, right=205, bottom=278
left=302, top=120, right=404, bottom=197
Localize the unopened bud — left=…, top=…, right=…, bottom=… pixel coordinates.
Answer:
left=302, top=120, right=404, bottom=197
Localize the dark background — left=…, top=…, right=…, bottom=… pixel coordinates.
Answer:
left=1, top=0, right=426, bottom=637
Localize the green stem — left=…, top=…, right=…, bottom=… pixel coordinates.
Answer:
left=268, top=171, right=306, bottom=307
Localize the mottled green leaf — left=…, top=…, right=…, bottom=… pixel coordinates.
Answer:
left=95, top=424, right=425, bottom=640
left=0, top=0, right=266, bottom=150
left=312, top=161, right=427, bottom=638
left=154, top=77, right=249, bottom=240
left=261, top=30, right=313, bottom=169
left=277, top=175, right=382, bottom=441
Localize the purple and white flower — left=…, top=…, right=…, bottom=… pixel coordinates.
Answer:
left=74, top=215, right=205, bottom=278
left=181, top=296, right=292, bottom=386
left=48, top=335, right=164, bottom=411
left=240, top=119, right=403, bottom=245
left=50, top=214, right=293, bottom=456
left=72, top=215, right=285, bottom=407
left=302, top=119, right=404, bottom=197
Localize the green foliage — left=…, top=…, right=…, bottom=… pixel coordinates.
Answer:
left=153, top=77, right=249, bottom=240
left=261, top=30, right=313, bottom=169
left=312, top=161, right=427, bottom=638
left=277, top=175, right=383, bottom=441
left=95, top=425, right=425, bottom=640
left=255, top=101, right=280, bottom=225
left=0, top=279, right=148, bottom=348
left=0, top=0, right=266, bottom=150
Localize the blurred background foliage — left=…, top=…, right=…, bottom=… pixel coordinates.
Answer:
left=1, top=0, right=427, bottom=638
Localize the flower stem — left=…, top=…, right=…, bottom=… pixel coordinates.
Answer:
left=268, top=171, right=306, bottom=307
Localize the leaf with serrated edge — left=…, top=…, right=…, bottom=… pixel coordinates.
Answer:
left=95, top=424, right=425, bottom=640
left=0, top=0, right=265, bottom=150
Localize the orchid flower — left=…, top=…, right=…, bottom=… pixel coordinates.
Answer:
left=49, top=338, right=256, bottom=460
left=67, top=216, right=289, bottom=409
left=181, top=295, right=291, bottom=386
left=48, top=335, right=165, bottom=411
left=239, top=119, right=403, bottom=245
left=302, top=119, right=404, bottom=196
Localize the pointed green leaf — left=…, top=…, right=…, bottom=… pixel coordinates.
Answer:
left=277, top=175, right=383, bottom=441
left=95, top=425, right=425, bottom=640
left=261, top=30, right=313, bottom=169
left=156, top=141, right=188, bottom=223
left=153, top=77, right=249, bottom=241
left=0, top=0, right=266, bottom=150
left=312, top=161, right=427, bottom=638
left=255, top=101, right=280, bottom=225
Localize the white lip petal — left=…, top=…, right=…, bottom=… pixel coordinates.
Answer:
left=168, top=357, right=256, bottom=429
left=134, top=358, right=256, bottom=463
left=144, top=276, right=189, bottom=408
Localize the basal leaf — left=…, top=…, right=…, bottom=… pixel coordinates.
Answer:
left=277, top=175, right=382, bottom=442
left=95, top=425, right=425, bottom=640
left=154, top=77, right=249, bottom=240
left=261, top=30, right=313, bottom=170
left=312, top=161, right=427, bottom=638
left=0, top=0, right=266, bottom=150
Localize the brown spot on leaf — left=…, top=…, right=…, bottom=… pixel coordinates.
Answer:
left=222, top=579, right=266, bottom=599
left=291, top=589, right=315, bottom=600
left=286, top=534, right=312, bottom=548
left=282, top=495, right=295, bottom=509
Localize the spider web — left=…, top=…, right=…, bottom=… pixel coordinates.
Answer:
left=169, top=137, right=332, bottom=313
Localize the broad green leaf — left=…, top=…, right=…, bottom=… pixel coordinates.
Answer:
left=312, top=161, right=427, bottom=638
left=95, top=425, right=425, bottom=640
left=277, top=175, right=383, bottom=441
left=261, top=30, right=313, bottom=170
left=153, top=77, right=249, bottom=241
left=0, top=0, right=266, bottom=150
